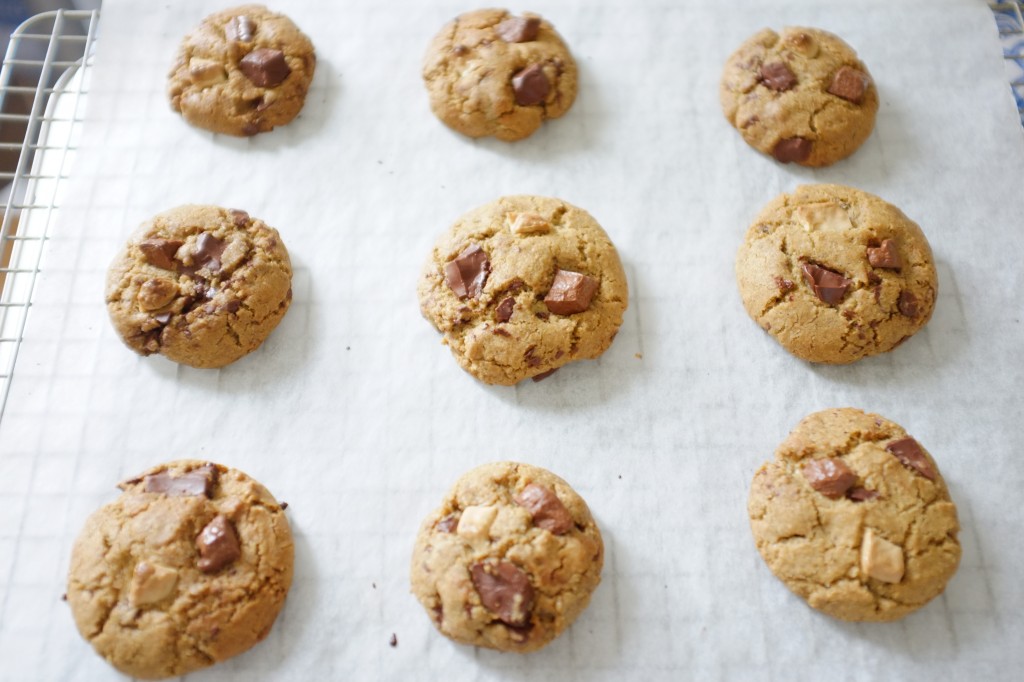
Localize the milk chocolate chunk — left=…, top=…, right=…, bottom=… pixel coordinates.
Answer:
left=511, top=64, right=550, bottom=106
left=496, top=16, right=540, bottom=43
left=801, top=458, right=857, bottom=499
left=496, top=297, right=515, bottom=323
left=773, top=137, right=812, bottom=163
left=801, top=263, right=851, bottom=305
left=229, top=209, right=250, bottom=228
left=898, top=290, right=920, bottom=318
left=239, top=48, right=291, bottom=88
left=827, top=66, right=870, bottom=104
left=193, top=233, right=226, bottom=271
left=760, top=61, right=797, bottom=92
left=144, top=464, right=217, bottom=497
left=137, top=278, right=178, bottom=312
left=139, top=239, right=183, bottom=270
left=436, top=514, right=459, bottom=533
left=531, top=368, right=557, bottom=382
left=544, top=269, right=598, bottom=315
left=470, top=560, right=534, bottom=627
left=867, top=239, right=901, bottom=270
left=847, top=486, right=879, bottom=502
left=885, top=437, right=936, bottom=480
left=444, top=244, right=490, bottom=299
left=226, top=15, right=256, bottom=43
left=513, top=483, right=573, bottom=534
left=196, top=515, right=241, bottom=573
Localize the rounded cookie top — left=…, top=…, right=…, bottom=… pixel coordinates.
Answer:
left=168, top=4, right=316, bottom=136
left=106, top=204, right=293, bottom=369
left=418, top=195, right=628, bottom=385
left=748, top=408, right=961, bottom=622
left=735, top=184, right=936, bottom=364
left=720, top=27, right=878, bottom=166
left=422, top=8, right=578, bottom=141
left=66, top=460, right=294, bottom=679
left=410, top=462, right=603, bottom=652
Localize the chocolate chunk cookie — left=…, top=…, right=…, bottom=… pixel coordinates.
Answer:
left=410, top=462, right=603, bottom=652
left=748, top=409, right=961, bottom=621
left=720, top=27, right=878, bottom=166
left=168, top=4, right=316, bottom=136
left=106, top=205, right=293, bottom=369
left=418, top=195, right=628, bottom=384
left=735, top=184, right=937, bottom=364
left=422, top=9, right=578, bottom=141
left=66, top=460, right=294, bottom=679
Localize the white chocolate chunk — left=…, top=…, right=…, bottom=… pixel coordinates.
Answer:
left=860, top=528, right=905, bottom=583
left=189, top=58, right=228, bottom=87
left=456, top=505, right=498, bottom=540
left=129, top=561, right=179, bottom=606
left=506, top=212, right=551, bottom=236
left=794, top=202, right=853, bottom=234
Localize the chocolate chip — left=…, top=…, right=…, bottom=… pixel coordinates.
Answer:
left=511, top=64, right=550, bottom=106
left=196, top=515, right=241, bottom=573
left=544, top=269, right=599, bottom=315
left=280, top=502, right=289, bottom=510
left=847, top=487, right=879, bottom=502
left=444, top=244, right=490, bottom=299
left=760, top=61, right=797, bottom=92
left=867, top=239, right=901, bottom=270
left=226, top=15, right=256, bottom=43
left=436, top=514, right=458, bottom=533
left=144, top=464, right=217, bottom=497
left=389, top=633, right=398, bottom=647
left=139, top=239, right=183, bottom=270
left=531, top=368, right=558, bottom=382
left=239, top=48, right=291, bottom=88
left=827, top=66, right=870, bottom=104
left=524, top=347, right=541, bottom=367
left=886, top=437, right=936, bottom=480
left=496, top=297, right=515, bottom=323
left=801, top=458, right=857, bottom=499
left=801, top=263, right=851, bottom=305
left=224, top=299, right=240, bottom=313
left=470, top=560, right=534, bottom=627
left=898, top=290, right=920, bottom=318
left=514, top=483, right=574, bottom=534
left=773, top=137, right=812, bottom=163
left=774, top=276, right=795, bottom=293
left=229, top=209, right=250, bottom=228
left=496, top=16, right=540, bottom=43
left=193, top=233, right=226, bottom=271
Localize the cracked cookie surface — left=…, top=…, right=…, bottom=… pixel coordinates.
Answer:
left=106, top=204, right=293, bottom=369
left=418, top=195, right=628, bottom=385
left=410, top=461, right=603, bottom=652
left=422, top=8, right=577, bottom=141
left=735, top=184, right=936, bottom=364
left=749, top=408, right=961, bottom=622
left=720, top=26, right=878, bottom=166
left=66, top=460, right=294, bottom=679
left=168, top=4, right=316, bottom=136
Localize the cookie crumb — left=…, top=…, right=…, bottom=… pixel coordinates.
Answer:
left=634, top=353, right=642, bottom=359
left=389, top=633, right=398, bottom=647
left=61, top=593, right=67, bottom=601
left=280, top=501, right=288, bottom=510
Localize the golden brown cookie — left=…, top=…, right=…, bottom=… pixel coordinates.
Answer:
left=418, top=195, right=628, bottom=384
left=749, top=408, right=961, bottom=622
left=720, top=27, right=878, bottom=166
left=410, top=462, right=603, bottom=652
left=422, top=8, right=578, bottom=141
left=735, top=184, right=937, bottom=364
left=66, top=460, right=294, bottom=679
left=106, top=205, right=293, bottom=369
left=168, top=4, right=316, bottom=136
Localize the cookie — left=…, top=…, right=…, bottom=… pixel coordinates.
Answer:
left=748, top=408, right=961, bottom=622
left=66, top=460, right=294, bottom=679
left=410, top=462, right=603, bottom=652
left=720, top=27, right=878, bottom=166
left=735, top=184, right=936, bottom=364
left=106, top=204, right=293, bottom=369
left=418, top=195, right=628, bottom=384
left=168, top=4, right=316, bottom=136
left=422, top=9, right=578, bottom=141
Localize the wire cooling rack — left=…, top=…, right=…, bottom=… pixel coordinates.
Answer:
left=0, top=10, right=97, bottom=422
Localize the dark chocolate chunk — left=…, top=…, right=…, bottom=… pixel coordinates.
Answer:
left=886, top=437, right=936, bottom=480
left=898, top=290, right=920, bottom=318
left=847, top=486, right=879, bottom=502
left=801, top=458, right=857, bottom=499
left=544, top=269, right=599, bottom=315
left=496, top=16, right=540, bottom=43
left=827, top=66, right=870, bottom=104
left=196, top=515, right=241, bottom=573
left=444, top=244, right=490, bottom=299
left=773, top=137, right=812, bottom=163
left=760, top=61, right=797, bottom=92
left=511, top=64, right=550, bottom=106
left=224, top=299, right=240, bottom=313
left=513, top=483, right=574, bottom=534
left=226, top=15, right=256, bottom=43
left=139, top=239, right=183, bottom=271
left=801, top=263, right=851, bottom=305
left=193, top=233, right=226, bottom=271
left=470, top=560, right=534, bottom=627
left=867, top=239, right=901, bottom=270
left=144, top=464, right=217, bottom=497
left=531, top=368, right=558, bottom=382
left=239, top=48, right=291, bottom=88
left=496, top=297, right=515, bottom=323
